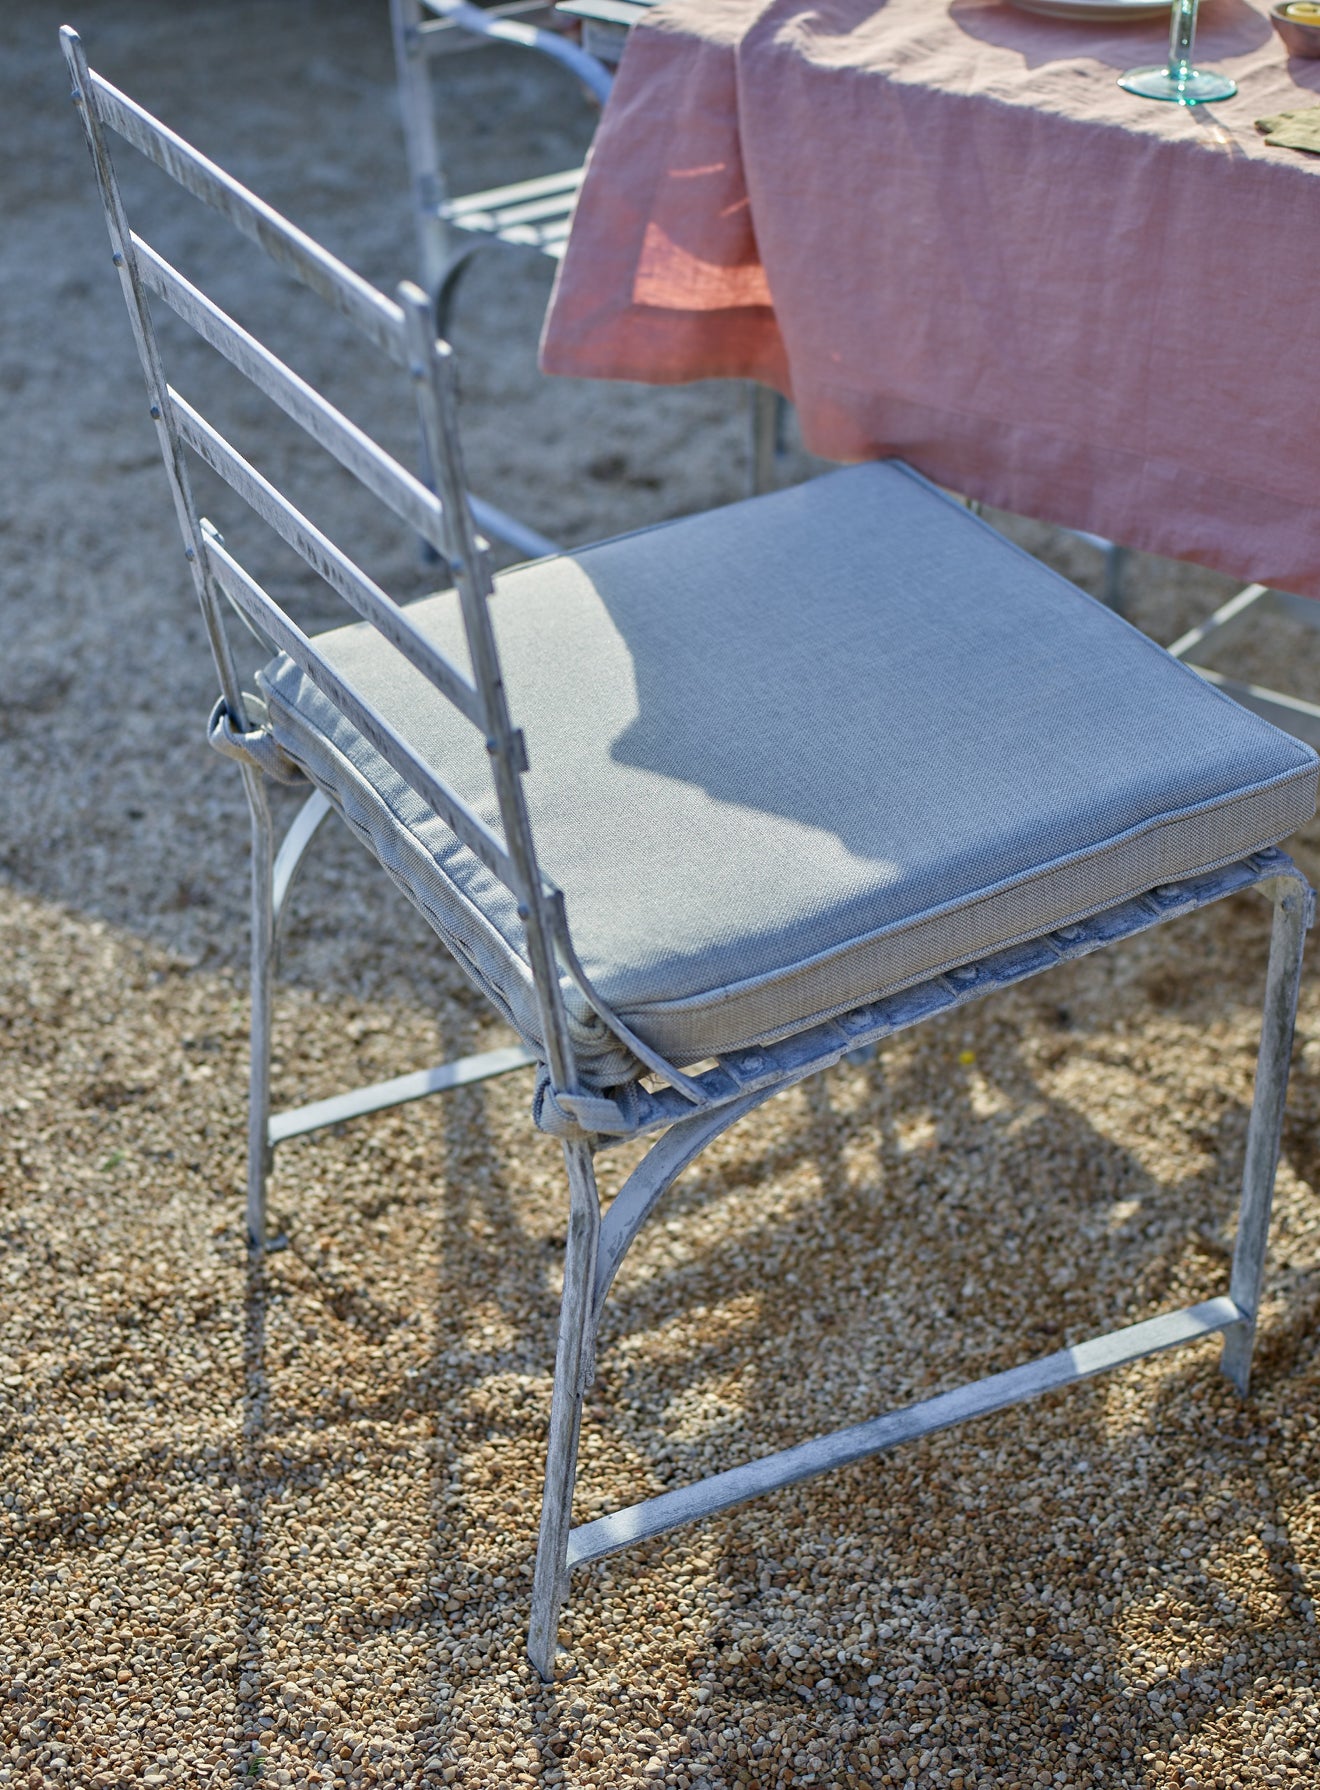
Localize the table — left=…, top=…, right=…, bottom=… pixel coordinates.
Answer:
left=541, top=0, right=1320, bottom=600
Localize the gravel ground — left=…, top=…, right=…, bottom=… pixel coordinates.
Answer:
left=4, top=3, right=1320, bottom=1786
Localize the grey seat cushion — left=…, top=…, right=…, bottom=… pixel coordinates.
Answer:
left=259, top=461, right=1318, bottom=1088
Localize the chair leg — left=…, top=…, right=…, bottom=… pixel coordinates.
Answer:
left=528, top=1136, right=602, bottom=1680
left=749, top=385, right=783, bottom=497
left=1102, top=543, right=1129, bottom=615
left=242, top=767, right=276, bottom=1253
left=1221, top=876, right=1310, bottom=1395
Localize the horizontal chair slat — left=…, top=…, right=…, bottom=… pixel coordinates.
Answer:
left=454, top=196, right=578, bottom=233
left=445, top=167, right=585, bottom=217
left=202, top=532, right=517, bottom=890
left=566, top=1297, right=1245, bottom=1567
left=91, top=75, right=407, bottom=366
left=268, top=1044, right=538, bottom=1145
left=135, top=237, right=557, bottom=563
left=133, top=238, right=449, bottom=558
left=170, top=393, right=485, bottom=729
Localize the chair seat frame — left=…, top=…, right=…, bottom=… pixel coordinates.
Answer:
left=64, top=24, right=1312, bottom=1681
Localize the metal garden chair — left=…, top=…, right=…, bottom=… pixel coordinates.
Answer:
left=391, top=0, right=788, bottom=496
left=391, top=0, right=613, bottom=339
left=64, top=24, right=1318, bottom=1682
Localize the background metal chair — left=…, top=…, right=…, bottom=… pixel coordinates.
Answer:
left=66, top=24, right=1317, bottom=1686
left=392, top=0, right=613, bottom=339
left=392, top=0, right=789, bottom=495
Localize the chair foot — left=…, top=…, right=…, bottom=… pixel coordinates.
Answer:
left=1219, top=1321, right=1253, bottom=1399
left=245, top=1199, right=269, bottom=1255
left=245, top=1106, right=272, bottom=1252
left=527, top=1621, right=562, bottom=1684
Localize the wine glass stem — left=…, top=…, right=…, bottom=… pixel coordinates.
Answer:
left=1167, top=0, right=1198, bottom=83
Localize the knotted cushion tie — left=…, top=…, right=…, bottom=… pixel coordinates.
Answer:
left=207, top=695, right=307, bottom=785
left=532, top=1069, right=645, bottom=1140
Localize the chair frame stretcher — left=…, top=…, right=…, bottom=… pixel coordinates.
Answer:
left=527, top=861, right=1309, bottom=1666
left=64, top=25, right=1313, bottom=1682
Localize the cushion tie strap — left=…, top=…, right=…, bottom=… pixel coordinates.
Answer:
left=207, top=696, right=307, bottom=785
left=533, top=1070, right=644, bottom=1140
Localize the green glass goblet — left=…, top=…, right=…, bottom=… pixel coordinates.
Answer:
left=1119, top=0, right=1236, bottom=104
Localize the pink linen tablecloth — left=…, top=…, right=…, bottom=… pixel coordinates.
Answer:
left=541, top=0, right=1320, bottom=594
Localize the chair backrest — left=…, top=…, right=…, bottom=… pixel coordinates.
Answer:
left=59, top=25, right=589, bottom=1095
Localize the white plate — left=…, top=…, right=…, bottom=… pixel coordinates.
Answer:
left=1006, top=0, right=1173, bottom=21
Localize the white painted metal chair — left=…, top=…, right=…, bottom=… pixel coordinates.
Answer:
left=65, top=26, right=1319, bottom=1683
left=391, top=0, right=613, bottom=339
left=391, top=0, right=789, bottom=496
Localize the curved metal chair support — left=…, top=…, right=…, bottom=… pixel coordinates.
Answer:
left=272, top=786, right=333, bottom=925
left=245, top=778, right=537, bottom=1247
left=592, top=1087, right=779, bottom=1321
left=433, top=244, right=482, bottom=344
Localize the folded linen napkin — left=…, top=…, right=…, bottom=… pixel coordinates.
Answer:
left=1255, top=105, right=1320, bottom=152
